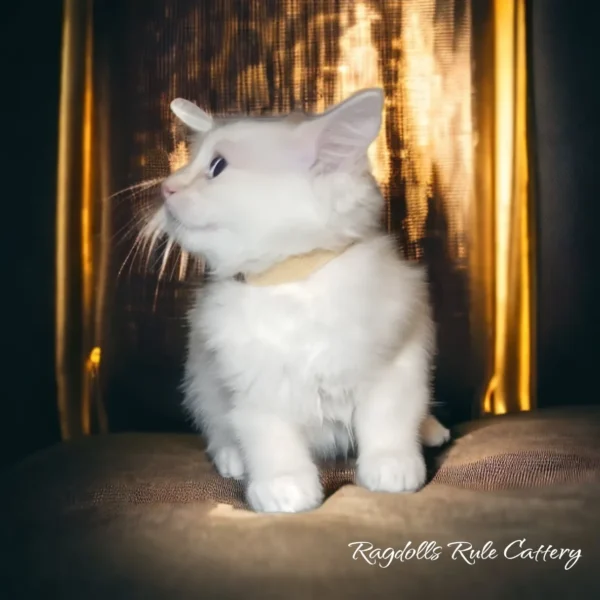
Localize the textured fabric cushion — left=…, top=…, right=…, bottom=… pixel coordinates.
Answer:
left=1, top=407, right=600, bottom=599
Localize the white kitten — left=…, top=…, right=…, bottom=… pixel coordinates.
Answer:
left=146, top=88, right=450, bottom=513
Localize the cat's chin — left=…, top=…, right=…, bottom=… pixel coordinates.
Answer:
left=166, top=226, right=225, bottom=263
left=164, top=206, right=218, bottom=234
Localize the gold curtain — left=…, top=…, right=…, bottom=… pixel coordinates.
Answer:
left=55, top=0, right=535, bottom=440
left=471, top=0, right=534, bottom=416
left=56, top=0, right=107, bottom=439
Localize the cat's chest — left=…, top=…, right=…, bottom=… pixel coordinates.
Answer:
left=200, top=282, right=352, bottom=361
left=196, top=282, right=371, bottom=419
left=192, top=265, right=407, bottom=398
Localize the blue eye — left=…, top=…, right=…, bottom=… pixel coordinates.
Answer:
left=209, top=155, right=227, bottom=178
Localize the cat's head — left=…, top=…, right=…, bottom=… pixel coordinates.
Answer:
left=148, top=88, right=385, bottom=277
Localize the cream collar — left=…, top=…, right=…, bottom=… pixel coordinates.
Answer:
left=236, top=244, right=354, bottom=286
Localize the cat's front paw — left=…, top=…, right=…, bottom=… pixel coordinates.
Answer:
left=357, top=451, right=426, bottom=493
left=212, top=446, right=245, bottom=480
left=246, top=469, right=324, bottom=513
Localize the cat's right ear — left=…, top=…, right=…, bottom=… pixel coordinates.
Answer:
left=170, top=98, right=213, bottom=132
left=295, top=88, right=384, bottom=172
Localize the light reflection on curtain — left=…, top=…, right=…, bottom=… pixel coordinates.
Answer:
left=55, top=0, right=534, bottom=438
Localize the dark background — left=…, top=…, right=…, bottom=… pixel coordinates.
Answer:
left=529, top=1, right=598, bottom=410
left=2, top=2, right=63, bottom=468
left=2, top=0, right=598, bottom=469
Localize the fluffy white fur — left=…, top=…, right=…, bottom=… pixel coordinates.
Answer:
left=147, top=88, right=450, bottom=513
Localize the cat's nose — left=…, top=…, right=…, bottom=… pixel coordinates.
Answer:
left=162, top=181, right=177, bottom=198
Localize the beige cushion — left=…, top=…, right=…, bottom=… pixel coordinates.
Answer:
left=2, top=407, right=600, bottom=598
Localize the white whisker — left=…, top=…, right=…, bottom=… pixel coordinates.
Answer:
left=112, top=214, right=146, bottom=246
left=158, top=238, right=175, bottom=281
left=118, top=230, right=145, bottom=279
left=144, top=228, right=164, bottom=272
left=167, top=253, right=178, bottom=282
left=179, top=251, right=189, bottom=281
left=108, top=178, right=162, bottom=201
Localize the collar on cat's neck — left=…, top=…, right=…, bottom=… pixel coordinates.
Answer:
left=234, top=243, right=355, bottom=286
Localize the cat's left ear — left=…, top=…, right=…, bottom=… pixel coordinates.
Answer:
left=298, top=88, right=384, bottom=171
left=170, top=98, right=213, bottom=132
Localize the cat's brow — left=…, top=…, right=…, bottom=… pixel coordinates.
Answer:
left=215, top=132, right=302, bottom=171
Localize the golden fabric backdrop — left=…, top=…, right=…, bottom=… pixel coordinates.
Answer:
left=55, top=0, right=534, bottom=438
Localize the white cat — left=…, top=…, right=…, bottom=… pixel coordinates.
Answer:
left=145, top=88, right=450, bottom=513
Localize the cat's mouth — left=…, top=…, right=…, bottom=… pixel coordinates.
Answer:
left=164, top=204, right=218, bottom=233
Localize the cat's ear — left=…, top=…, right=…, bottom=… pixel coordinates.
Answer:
left=170, top=98, right=213, bottom=132
left=298, top=88, right=384, bottom=171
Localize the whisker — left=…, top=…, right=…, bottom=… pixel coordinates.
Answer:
left=157, top=238, right=175, bottom=281
left=179, top=251, right=189, bottom=281
left=109, top=176, right=170, bottom=284
left=144, top=228, right=164, bottom=272
left=112, top=214, right=146, bottom=246
left=152, top=280, right=162, bottom=313
left=111, top=199, right=161, bottom=250
left=107, top=178, right=162, bottom=201
left=117, top=230, right=145, bottom=279
left=152, top=237, right=177, bottom=312
left=168, top=246, right=183, bottom=282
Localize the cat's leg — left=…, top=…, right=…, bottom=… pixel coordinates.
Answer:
left=354, top=328, right=431, bottom=493
left=183, top=359, right=245, bottom=481
left=307, top=420, right=353, bottom=461
left=421, top=414, right=450, bottom=447
left=230, top=407, right=323, bottom=513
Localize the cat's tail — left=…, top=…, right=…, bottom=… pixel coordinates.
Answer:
left=420, top=414, right=451, bottom=447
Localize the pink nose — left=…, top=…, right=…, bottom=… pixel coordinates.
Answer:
left=162, top=181, right=176, bottom=198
